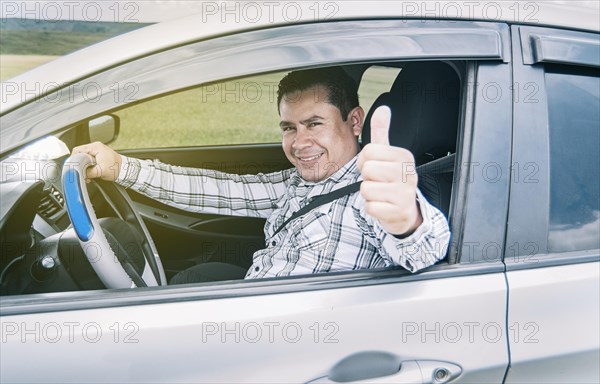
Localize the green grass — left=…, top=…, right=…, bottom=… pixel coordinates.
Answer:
left=3, top=55, right=401, bottom=149
left=0, top=30, right=114, bottom=56
left=0, top=20, right=149, bottom=56
left=111, top=74, right=285, bottom=149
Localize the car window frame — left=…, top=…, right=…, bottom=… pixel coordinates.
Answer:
left=0, top=20, right=512, bottom=315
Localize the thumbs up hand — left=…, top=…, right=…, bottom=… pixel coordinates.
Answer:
left=357, top=106, right=423, bottom=236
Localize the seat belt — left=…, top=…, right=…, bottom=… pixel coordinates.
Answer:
left=271, top=181, right=362, bottom=237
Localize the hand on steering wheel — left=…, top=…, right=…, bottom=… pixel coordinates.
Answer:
left=62, top=153, right=166, bottom=289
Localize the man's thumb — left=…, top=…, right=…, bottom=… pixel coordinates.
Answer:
left=370, top=105, right=391, bottom=146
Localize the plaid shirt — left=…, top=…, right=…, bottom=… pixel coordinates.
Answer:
left=117, top=155, right=450, bottom=278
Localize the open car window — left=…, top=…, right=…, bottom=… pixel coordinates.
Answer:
left=0, top=60, right=466, bottom=298
left=108, top=61, right=462, bottom=282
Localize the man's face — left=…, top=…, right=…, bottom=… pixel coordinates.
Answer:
left=279, top=85, right=364, bottom=182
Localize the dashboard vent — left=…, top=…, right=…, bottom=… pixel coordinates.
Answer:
left=38, top=185, right=65, bottom=220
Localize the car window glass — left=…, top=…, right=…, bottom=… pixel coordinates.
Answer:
left=546, top=64, right=600, bottom=252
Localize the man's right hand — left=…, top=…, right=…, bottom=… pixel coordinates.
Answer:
left=71, top=142, right=122, bottom=182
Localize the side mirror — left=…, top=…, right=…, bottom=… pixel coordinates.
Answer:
left=88, top=115, right=120, bottom=144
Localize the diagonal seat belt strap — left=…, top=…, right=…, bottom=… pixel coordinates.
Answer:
left=271, top=181, right=362, bottom=237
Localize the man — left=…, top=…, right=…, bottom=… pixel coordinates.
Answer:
left=73, top=67, right=450, bottom=283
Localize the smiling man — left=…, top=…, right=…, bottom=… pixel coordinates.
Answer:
left=73, top=67, right=450, bottom=283
left=278, top=70, right=363, bottom=183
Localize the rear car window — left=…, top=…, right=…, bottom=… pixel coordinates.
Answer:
left=546, top=65, right=600, bottom=252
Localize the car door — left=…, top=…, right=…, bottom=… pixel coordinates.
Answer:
left=504, top=25, right=600, bottom=383
left=2, top=20, right=512, bottom=383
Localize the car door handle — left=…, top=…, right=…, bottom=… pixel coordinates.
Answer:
left=306, top=351, right=461, bottom=384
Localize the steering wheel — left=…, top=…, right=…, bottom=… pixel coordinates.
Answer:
left=62, top=153, right=166, bottom=288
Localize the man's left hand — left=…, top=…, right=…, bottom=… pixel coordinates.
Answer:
left=357, top=106, right=423, bottom=236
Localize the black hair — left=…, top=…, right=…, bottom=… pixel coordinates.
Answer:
left=277, top=67, right=359, bottom=121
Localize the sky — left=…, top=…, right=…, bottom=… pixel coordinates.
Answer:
left=0, top=0, right=599, bottom=23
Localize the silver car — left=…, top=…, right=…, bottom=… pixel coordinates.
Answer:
left=1, top=2, right=598, bottom=383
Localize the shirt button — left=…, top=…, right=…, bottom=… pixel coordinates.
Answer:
left=271, top=240, right=277, bottom=246
left=255, top=266, right=260, bottom=272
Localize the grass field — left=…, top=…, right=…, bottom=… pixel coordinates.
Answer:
left=111, top=73, right=285, bottom=149
left=2, top=54, right=399, bottom=149
left=0, top=30, right=114, bottom=56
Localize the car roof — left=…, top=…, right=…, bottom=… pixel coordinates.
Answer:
left=1, top=0, right=599, bottom=115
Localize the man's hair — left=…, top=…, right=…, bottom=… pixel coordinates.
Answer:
left=277, top=67, right=359, bottom=121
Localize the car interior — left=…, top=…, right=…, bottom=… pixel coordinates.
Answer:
left=0, top=60, right=463, bottom=295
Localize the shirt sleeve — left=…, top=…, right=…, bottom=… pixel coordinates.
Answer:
left=115, top=155, right=290, bottom=218
left=358, top=188, right=451, bottom=272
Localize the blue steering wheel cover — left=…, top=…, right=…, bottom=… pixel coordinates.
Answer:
left=63, top=168, right=94, bottom=242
